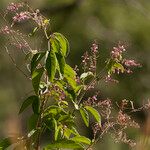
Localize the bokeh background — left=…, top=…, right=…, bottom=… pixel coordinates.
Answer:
left=0, top=0, right=150, bottom=149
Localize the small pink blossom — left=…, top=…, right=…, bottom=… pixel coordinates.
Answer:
left=123, top=59, right=141, bottom=67
left=0, top=26, right=12, bottom=34
left=11, top=41, right=29, bottom=49
left=111, top=44, right=126, bottom=60
left=7, top=2, right=23, bottom=12
left=13, top=11, right=30, bottom=22
left=91, top=42, right=98, bottom=54
left=105, top=75, right=119, bottom=83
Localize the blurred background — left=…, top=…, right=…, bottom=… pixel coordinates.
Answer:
left=0, top=0, right=150, bottom=149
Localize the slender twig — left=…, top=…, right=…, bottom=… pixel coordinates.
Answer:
left=5, top=47, right=30, bottom=80
left=86, top=123, right=112, bottom=150
left=77, top=66, right=107, bottom=105
left=0, top=12, right=32, bottom=52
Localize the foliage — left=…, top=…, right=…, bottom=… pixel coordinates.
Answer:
left=0, top=1, right=149, bottom=150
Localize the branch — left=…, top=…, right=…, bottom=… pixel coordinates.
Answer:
left=5, top=47, right=30, bottom=80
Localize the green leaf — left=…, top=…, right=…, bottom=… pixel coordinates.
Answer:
left=27, top=114, right=39, bottom=131
left=55, top=53, right=66, bottom=76
left=80, top=72, right=94, bottom=80
left=71, top=136, right=91, bottom=145
left=53, top=32, right=70, bottom=57
left=43, top=106, right=66, bottom=117
left=64, top=128, right=72, bottom=139
left=46, top=51, right=57, bottom=82
left=19, top=95, right=39, bottom=114
left=29, top=27, right=39, bottom=37
left=49, top=36, right=60, bottom=53
left=32, top=67, right=44, bottom=94
left=85, top=106, right=101, bottom=123
left=55, top=125, right=61, bottom=141
left=79, top=108, right=89, bottom=127
left=52, top=118, right=58, bottom=141
left=64, top=64, right=77, bottom=89
left=80, top=72, right=94, bottom=84
left=67, top=127, right=79, bottom=136
left=0, top=138, right=11, bottom=149
left=106, top=59, right=125, bottom=75
left=32, top=96, right=40, bottom=114
left=31, top=52, right=45, bottom=73
left=64, top=64, right=76, bottom=78
left=44, top=118, right=54, bottom=131
left=114, top=62, right=125, bottom=73
left=43, top=139, right=84, bottom=149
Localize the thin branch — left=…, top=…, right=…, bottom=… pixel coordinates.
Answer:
left=5, top=47, right=30, bottom=80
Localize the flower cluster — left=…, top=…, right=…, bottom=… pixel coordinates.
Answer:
left=90, top=42, right=99, bottom=73
left=13, top=11, right=30, bottom=22
left=113, top=131, right=136, bottom=147
left=0, top=26, right=13, bottom=34
left=7, top=2, right=23, bottom=12
left=123, top=59, right=141, bottom=67
left=32, top=9, right=47, bottom=27
left=81, top=42, right=99, bottom=74
left=105, top=74, right=119, bottom=83
left=117, top=111, right=139, bottom=128
left=111, top=43, right=126, bottom=61
left=105, top=43, right=141, bottom=83
left=1, top=2, right=147, bottom=149
left=83, top=93, right=98, bottom=106
left=11, top=41, right=29, bottom=50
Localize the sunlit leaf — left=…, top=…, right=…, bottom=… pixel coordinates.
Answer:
left=71, top=136, right=91, bottom=145
left=64, top=64, right=76, bottom=78
left=46, top=51, right=57, bottom=82
left=52, top=118, right=58, bottom=141
left=43, top=139, right=84, bottom=149
left=49, top=36, right=60, bottom=53
left=55, top=53, right=66, bottom=76
left=43, top=106, right=66, bottom=117
left=53, top=32, right=70, bottom=57
left=114, top=62, right=125, bottom=73
left=67, top=127, right=79, bottom=136
left=79, top=108, right=89, bottom=127
left=64, top=64, right=77, bottom=89
left=85, top=106, right=101, bottom=123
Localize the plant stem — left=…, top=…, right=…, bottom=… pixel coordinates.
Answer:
left=34, top=96, right=47, bottom=150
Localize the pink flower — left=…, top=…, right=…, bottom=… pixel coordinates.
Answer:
left=105, top=75, right=119, bottom=83
left=7, top=3, right=23, bottom=12
left=111, top=44, right=126, bottom=60
left=123, top=59, right=141, bottom=67
left=13, top=12, right=30, bottom=22
left=0, top=26, right=12, bottom=34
